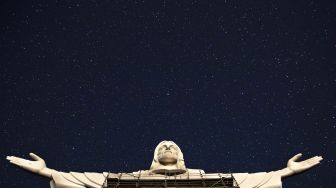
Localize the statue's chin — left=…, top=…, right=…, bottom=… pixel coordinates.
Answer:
left=158, top=158, right=177, bottom=165
left=158, top=154, right=177, bottom=165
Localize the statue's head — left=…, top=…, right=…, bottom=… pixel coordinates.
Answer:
left=150, top=141, right=186, bottom=174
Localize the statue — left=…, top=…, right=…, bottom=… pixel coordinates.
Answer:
left=6, top=140, right=322, bottom=188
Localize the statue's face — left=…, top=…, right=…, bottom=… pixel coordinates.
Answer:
left=157, top=142, right=178, bottom=165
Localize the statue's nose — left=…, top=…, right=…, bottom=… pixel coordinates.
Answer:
left=164, top=145, right=172, bottom=150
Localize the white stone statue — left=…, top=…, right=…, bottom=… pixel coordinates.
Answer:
left=6, top=140, right=322, bottom=188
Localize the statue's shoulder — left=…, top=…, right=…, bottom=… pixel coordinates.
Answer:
left=186, top=168, right=205, bottom=174
left=132, top=170, right=151, bottom=175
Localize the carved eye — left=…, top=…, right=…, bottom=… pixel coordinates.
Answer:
left=158, top=147, right=165, bottom=152
left=170, top=146, right=177, bottom=150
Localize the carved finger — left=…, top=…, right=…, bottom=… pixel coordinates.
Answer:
left=307, top=159, right=320, bottom=166
left=301, top=158, right=320, bottom=168
left=9, top=157, right=21, bottom=163
left=289, top=153, right=302, bottom=162
left=29, top=153, right=43, bottom=161
left=305, top=158, right=315, bottom=164
left=7, top=156, right=18, bottom=161
left=12, top=157, right=31, bottom=164
left=307, top=156, right=322, bottom=164
left=311, top=161, right=320, bottom=166
left=316, top=156, right=323, bottom=162
left=10, top=160, right=36, bottom=172
left=6, top=156, right=14, bottom=161
left=10, top=160, right=23, bottom=167
left=12, top=158, right=31, bottom=166
left=312, top=157, right=320, bottom=162
left=10, top=156, right=26, bottom=162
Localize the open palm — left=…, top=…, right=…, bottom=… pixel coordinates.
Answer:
left=287, top=153, right=323, bottom=173
left=6, top=153, right=47, bottom=173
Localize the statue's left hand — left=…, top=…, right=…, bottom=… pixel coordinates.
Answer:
left=287, top=153, right=323, bottom=174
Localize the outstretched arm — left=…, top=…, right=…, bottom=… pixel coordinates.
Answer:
left=277, top=153, right=323, bottom=178
left=7, top=153, right=108, bottom=188
left=6, top=153, right=56, bottom=178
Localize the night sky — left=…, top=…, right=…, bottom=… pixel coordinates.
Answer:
left=1, top=1, right=335, bottom=187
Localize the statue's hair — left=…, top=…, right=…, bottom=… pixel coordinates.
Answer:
left=150, top=140, right=186, bottom=171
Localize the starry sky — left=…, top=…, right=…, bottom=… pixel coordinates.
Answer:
left=1, top=0, right=335, bottom=187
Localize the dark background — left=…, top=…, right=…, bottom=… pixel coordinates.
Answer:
left=1, top=0, right=335, bottom=187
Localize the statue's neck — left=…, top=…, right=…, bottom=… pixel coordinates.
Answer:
left=150, top=164, right=186, bottom=175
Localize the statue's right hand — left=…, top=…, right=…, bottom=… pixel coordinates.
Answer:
left=6, top=153, right=47, bottom=173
